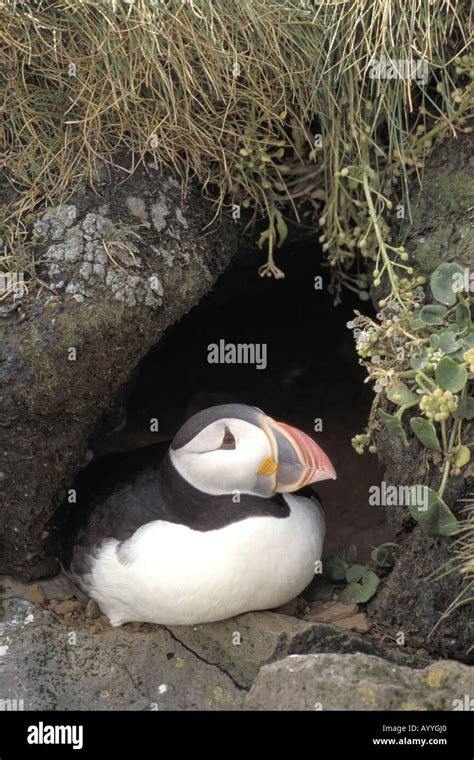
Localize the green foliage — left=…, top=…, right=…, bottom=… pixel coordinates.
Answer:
left=340, top=571, right=379, bottom=605
left=350, top=260, right=473, bottom=536
left=407, top=486, right=459, bottom=536
left=430, top=263, right=465, bottom=305
left=324, top=543, right=397, bottom=604
left=409, top=417, right=441, bottom=451
left=435, top=357, right=468, bottom=393
left=371, top=543, right=400, bottom=568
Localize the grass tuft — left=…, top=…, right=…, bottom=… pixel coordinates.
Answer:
left=0, top=0, right=472, bottom=292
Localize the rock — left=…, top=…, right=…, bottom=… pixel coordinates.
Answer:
left=0, top=160, right=238, bottom=580
left=245, top=652, right=473, bottom=710
left=333, top=613, right=370, bottom=633
left=51, top=599, right=80, bottom=615
left=168, top=611, right=428, bottom=690
left=25, top=584, right=45, bottom=606
left=303, top=601, right=358, bottom=624
left=85, top=599, right=101, bottom=619
left=369, top=525, right=474, bottom=659
left=0, top=598, right=244, bottom=710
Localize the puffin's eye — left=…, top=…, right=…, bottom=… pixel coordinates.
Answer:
left=220, top=427, right=236, bottom=450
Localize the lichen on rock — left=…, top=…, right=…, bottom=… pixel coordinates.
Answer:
left=35, top=206, right=163, bottom=308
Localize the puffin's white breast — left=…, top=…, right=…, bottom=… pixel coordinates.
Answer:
left=82, top=494, right=324, bottom=626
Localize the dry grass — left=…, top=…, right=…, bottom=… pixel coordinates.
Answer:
left=0, top=0, right=472, bottom=292
left=429, top=500, right=474, bottom=644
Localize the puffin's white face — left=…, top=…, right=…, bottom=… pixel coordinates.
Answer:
left=169, top=404, right=336, bottom=499
left=170, top=417, right=275, bottom=497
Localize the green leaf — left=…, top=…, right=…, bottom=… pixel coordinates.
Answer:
left=410, top=311, right=425, bottom=330
left=378, top=409, right=408, bottom=446
left=409, top=417, right=441, bottom=451
left=419, top=304, right=448, bottom=325
left=325, top=555, right=347, bottom=581
left=430, top=262, right=465, bottom=306
left=410, top=347, right=429, bottom=370
left=370, top=543, right=400, bottom=568
left=453, top=398, right=474, bottom=420
left=338, top=544, right=357, bottom=563
left=339, top=570, right=380, bottom=604
left=450, top=347, right=468, bottom=362
left=464, top=332, right=474, bottom=349
left=456, top=303, right=471, bottom=330
left=407, top=485, right=458, bottom=535
left=345, top=564, right=368, bottom=583
left=435, top=356, right=468, bottom=392
left=275, top=210, right=288, bottom=248
left=386, top=379, right=418, bottom=405
left=430, top=330, right=463, bottom=355
left=339, top=583, right=365, bottom=604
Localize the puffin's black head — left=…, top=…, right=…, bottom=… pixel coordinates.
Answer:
left=169, top=403, right=336, bottom=498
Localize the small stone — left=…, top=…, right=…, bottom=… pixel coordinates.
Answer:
left=303, top=601, right=358, bottom=624
left=74, top=590, right=89, bottom=608
left=26, top=584, right=45, bottom=606
left=85, top=599, right=100, bottom=619
left=52, top=599, right=80, bottom=615
left=333, top=613, right=370, bottom=633
left=416, top=648, right=430, bottom=658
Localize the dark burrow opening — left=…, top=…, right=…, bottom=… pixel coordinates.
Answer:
left=85, top=241, right=391, bottom=560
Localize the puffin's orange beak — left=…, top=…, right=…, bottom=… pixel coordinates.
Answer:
left=259, top=416, right=336, bottom=493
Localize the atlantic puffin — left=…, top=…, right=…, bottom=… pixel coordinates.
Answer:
left=63, top=404, right=336, bottom=626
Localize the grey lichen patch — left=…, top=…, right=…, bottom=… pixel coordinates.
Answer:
left=33, top=204, right=77, bottom=241
left=175, top=207, right=189, bottom=228
left=150, top=245, right=190, bottom=268
left=125, top=196, right=149, bottom=227
left=36, top=208, right=163, bottom=308
left=150, top=197, right=171, bottom=233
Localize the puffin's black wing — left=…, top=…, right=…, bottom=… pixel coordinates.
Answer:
left=54, top=442, right=170, bottom=572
